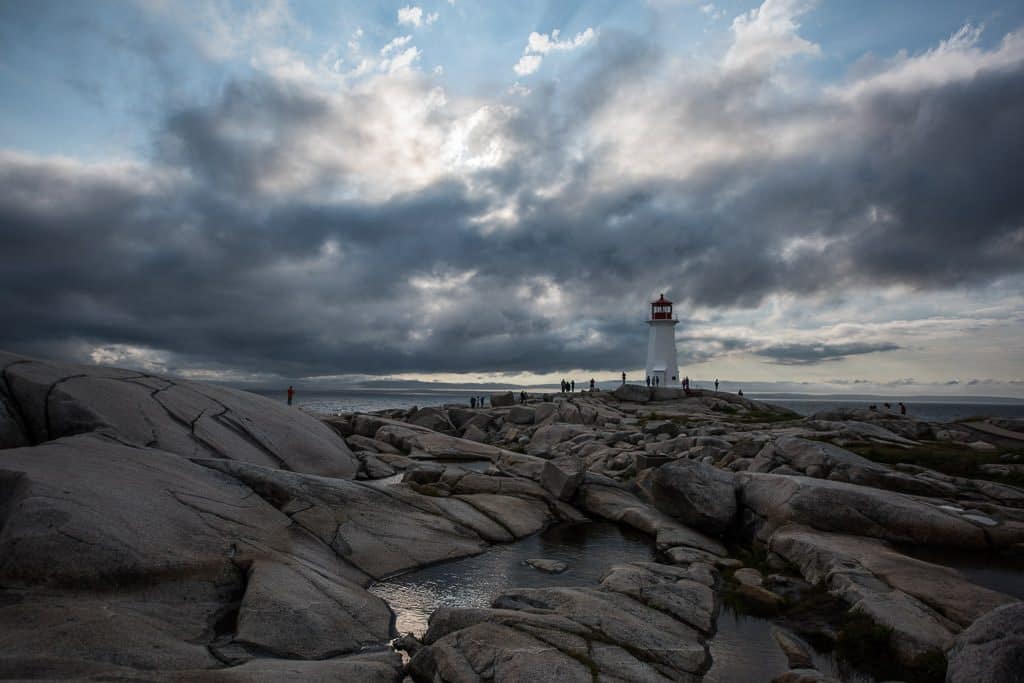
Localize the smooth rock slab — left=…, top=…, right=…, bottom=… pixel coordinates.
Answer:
left=454, top=492, right=552, bottom=539
left=0, top=588, right=225, bottom=672
left=196, top=459, right=488, bottom=579
left=234, top=560, right=392, bottom=659
left=651, top=459, right=738, bottom=536
left=0, top=435, right=353, bottom=587
left=411, top=621, right=592, bottom=682
left=0, top=351, right=358, bottom=478
left=738, top=472, right=998, bottom=548
left=769, top=524, right=1016, bottom=666
left=770, top=525, right=1014, bottom=629
left=494, top=587, right=709, bottom=676
left=66, top=651, right=405, bottom=682
left=577, top=483, right=726, bottom=556
left=599, top=563, right=717, bottom=634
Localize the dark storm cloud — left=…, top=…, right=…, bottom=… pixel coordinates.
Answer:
left=1, top=29, right=1023, bottom=379
left=754, top=342, right=902, bottom=365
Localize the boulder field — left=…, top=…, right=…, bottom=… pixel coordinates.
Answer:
left=1, top=351, right=1022, bottom=681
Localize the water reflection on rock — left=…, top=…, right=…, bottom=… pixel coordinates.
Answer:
left=369, top=521, right=655, bottom=637
left=707, top=608, right=875, bottom=683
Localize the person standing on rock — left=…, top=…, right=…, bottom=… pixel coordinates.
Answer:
left=900, top=401, right=907, bottom=415
left=470, top=396, right=476, bottom=408
left=646, top=376, right=651, bottom=387
left=571, top=380, right=575, bottom=392
left=590, top=378, right=595, bottom=391
left=714, top=378, right=719, bottom=392
left=287, top=386, right=295, bottom=406
left=622, top=371, right=626, bottom=385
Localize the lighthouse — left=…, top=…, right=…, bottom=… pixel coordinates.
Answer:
left=645, top=294, right=680, bottom=387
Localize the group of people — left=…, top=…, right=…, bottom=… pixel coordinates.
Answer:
left=560, top=378, right=598, bottom=392
left=638, top=375, right=730, bottom=395
left=870, top=401, right=907, bottom=416
left=644, top=375, right=695, bottom=388
left=285, top=374, right=734, bottom=410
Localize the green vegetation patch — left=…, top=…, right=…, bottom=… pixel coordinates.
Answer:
left=836, top=610, right=946, bottom=683
left=845, top=441, right=1024, bottom=488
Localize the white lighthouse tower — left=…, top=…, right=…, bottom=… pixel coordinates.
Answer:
left=645, top=294, right=680, bottom=387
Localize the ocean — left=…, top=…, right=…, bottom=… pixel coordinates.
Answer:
left=252, top=388, right=1024, bottom=423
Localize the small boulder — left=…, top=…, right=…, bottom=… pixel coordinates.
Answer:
left=733, top=567, right=763, bottom=587
left=407, top=407, right=455, bottom=433
left=490, top=392, right=516, bottom=407
left=362, top=454, right=396, bottom=479
left=446, top=408, right=476, bottom=429
left=771, top=627, right=814, bottom=669
left=507, top=405, right=535, bottom=425
left=461, top=424, right=488, bottom=443
left=737, top=584, right=785, bottom=613
left=533, top=403, right=557, bottom=423
left=524, top=558, right=568, bottom=574
left=540, top=456, right=585, bottom=501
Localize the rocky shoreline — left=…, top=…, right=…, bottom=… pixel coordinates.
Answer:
left=1, top=350, right=1022, bottom=681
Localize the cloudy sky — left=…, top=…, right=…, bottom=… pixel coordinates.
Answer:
left=1, top=0, right=1022, bottom=395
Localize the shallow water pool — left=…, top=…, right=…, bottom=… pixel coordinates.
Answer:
left=369, top=520, right=656, bottom=637
left=705, top=608, right=874, bottom=683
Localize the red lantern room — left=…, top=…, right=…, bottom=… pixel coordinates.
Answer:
left=651, top=293, right=673, bottom=320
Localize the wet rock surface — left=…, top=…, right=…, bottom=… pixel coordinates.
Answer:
left=2, top=352, right=1022, bottom=681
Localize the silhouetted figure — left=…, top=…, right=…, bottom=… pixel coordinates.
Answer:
left=737, top=389, right=744, bottom=396
left=589, top=378, right=595, bottom=391
left=646, top=376, right=651, bottom=387
left=571, top=380, right=575, bottom=392
left=899, top=402, right=906, bottom=415
left=470, top=396, right=477, bottom=408
left=520, top=390, right=527, bottom=404
left=714, top=378, right=719, bottom=392
left=287, top=386, right=295, bottom=406
left=622, top=371, right=626, bottom=385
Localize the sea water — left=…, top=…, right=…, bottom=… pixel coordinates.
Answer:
left=253, top=387, right=1024, bottom=423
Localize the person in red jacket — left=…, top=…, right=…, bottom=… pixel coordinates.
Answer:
left=287, top=386, right=295, bottom=406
